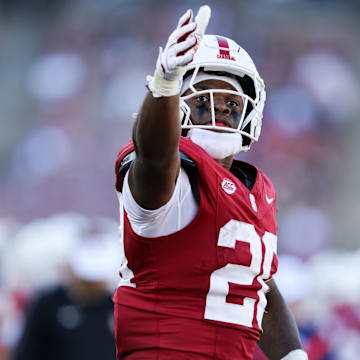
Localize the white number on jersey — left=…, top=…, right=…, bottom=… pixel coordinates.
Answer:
left=204, top=220, right=277, bottom=328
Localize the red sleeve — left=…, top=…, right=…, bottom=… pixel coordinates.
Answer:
left=115, top=141, right=134, bottom=192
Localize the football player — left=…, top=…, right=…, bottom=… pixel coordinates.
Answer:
left=113, top=6, right=308, bottom=360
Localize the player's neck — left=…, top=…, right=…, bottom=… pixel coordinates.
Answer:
left=215, top=155, right=233, bottom=170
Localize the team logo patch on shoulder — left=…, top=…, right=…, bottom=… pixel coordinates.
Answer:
left=221, top=178, right=236, bottom=195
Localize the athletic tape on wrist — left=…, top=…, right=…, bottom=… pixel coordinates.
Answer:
left=146, top=72, right=181, bottom=98
left=280, top=349, right=308, bottom=360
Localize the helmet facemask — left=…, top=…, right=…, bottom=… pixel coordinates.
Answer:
left=180, top=67, right=263, bottom=152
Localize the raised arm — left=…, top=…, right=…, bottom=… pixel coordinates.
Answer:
left=128, top=7, right=210, bottom=210
left=258, top=279, right=308, bottom=360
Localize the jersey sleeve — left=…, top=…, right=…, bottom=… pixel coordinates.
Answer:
left=121, top=167, right=198, bottom=238
left=115, top=141, right=134, bottom=192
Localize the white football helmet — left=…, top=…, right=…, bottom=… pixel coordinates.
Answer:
left=180, top=34, right=266, bottom=152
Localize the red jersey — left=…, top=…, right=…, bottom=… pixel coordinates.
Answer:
left=113, top=138, right=278, bottom=360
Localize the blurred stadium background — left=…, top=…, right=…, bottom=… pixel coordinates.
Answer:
left=0, top=0, right=360, bottom=359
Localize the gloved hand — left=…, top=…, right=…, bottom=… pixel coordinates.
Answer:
left=147, top=5, right=211, bottom=97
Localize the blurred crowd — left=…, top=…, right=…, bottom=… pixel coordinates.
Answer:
left=0, top=214, right=120, bottom=359
left=1, top=0, right=360, bottom=359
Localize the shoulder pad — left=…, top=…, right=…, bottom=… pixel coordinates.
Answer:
left=117, top=151, right=200, bottom=205
left=118, top=151, right=196, bottom=175
left=180, top=151, right=196, bottom=168
left=118, top=151, right=136, bottom=176
left=180, top=152, right=199, bottom=206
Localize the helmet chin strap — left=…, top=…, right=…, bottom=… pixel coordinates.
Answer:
left=187, top=128, right=243, bottom=159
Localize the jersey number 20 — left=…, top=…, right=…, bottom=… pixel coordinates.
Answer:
left=204, top=220, right=277, bottom=329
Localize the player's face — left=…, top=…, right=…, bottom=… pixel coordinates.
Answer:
left=183, top=79, right=245, bottom=130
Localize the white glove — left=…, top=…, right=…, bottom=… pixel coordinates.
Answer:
left=147, top=5, right=211, bottom=97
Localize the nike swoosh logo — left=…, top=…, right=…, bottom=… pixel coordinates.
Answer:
left=266, top=194, right=274, bottom=204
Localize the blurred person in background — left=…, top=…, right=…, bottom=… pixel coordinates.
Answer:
left=113, top=5, right=306, bottom=360
left=0, top=218, right=22, bottom=360
left=12, top=219, right=118, bottom=360
left=305, top=251, right=360, bottom=360
left=253, top=255, right=337, bottom=360
left=272, top=255, right=336, bottom=360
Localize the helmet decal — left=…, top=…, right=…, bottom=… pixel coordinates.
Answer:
left=216, top=36, right=235, bottom=61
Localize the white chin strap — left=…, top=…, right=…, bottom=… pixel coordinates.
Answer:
left=188, top=128, right=243, bottom=159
